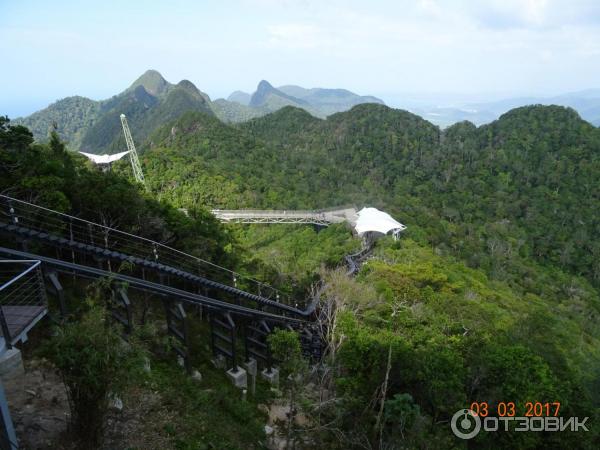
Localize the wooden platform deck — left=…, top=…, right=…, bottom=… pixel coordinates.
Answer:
left=1, top=305, right=47, bottom=343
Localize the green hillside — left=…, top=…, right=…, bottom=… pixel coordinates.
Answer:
left=278, top=84, right=385, bottom=116
left=3, top=100, right=600, bottom=448
left=211, top=98, right=262, bottom=123
left=137, top=102, right=600, bottom=447
left=12, top=96, right=101, bottom=148
left=14, top=70, right=215, bottom=154
left=14, top=71, right=387, bottom=150
left=146, top=103, right=600, bottom=285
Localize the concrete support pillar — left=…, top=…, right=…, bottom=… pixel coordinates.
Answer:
left=244, top=358, right=257, bottom=395
left=0, top=348, right=24, bottom=382
left=226, top=366, right=248, bottom=389
left=261, top=367, right=279, bottom=387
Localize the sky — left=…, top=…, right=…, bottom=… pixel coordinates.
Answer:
left=2, top=0, right=600, bottom=117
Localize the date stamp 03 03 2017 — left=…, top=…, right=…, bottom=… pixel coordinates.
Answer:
left=450, top=402, right=590, bottom=440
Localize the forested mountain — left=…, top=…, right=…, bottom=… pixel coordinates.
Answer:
left=470, top=89, right=600, bottom=125
left=227, top=90, right=252, bottom=105
left=228, top=80, right=385, bottom=118
left=12, top=96, right=101, bottom=149
left=3, top=101, right=600, bottom=448
left=249, top=80, right=312, bottom=110
left=142, top=104, right=600, bottom=283
left=13, top=70, right=215, bottom=154
left=278, top=84, right=384, bottom=116
left=80, top=79, right=214, bottom=154
left=14, top=71, right=385, bottom=152
left=136, top=102, right=600, bottom=447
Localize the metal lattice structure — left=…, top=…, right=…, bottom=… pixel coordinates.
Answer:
left=212, top=207, right=358, bottom=226
left=120, top=114, right=146, bottom=187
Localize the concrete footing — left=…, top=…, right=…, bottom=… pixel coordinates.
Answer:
left=0, top=348, right=24, bottom=382
left=261, top=367, right=279, bottom=387
left=226, top=366, right=248, bottom=389
left=211, top=354, right=227, bottom=369
left=244, top=358, right=257, bottom=395
left=244, top=358, right=257, bottom=377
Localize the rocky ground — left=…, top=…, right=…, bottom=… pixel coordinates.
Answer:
left=263, top=397, right=311, bottom=450
left=3, top=358, right=69, bottom=449
left=3, top=355, right=307, bottom=449
left=3, top=358, right=178, bottom=449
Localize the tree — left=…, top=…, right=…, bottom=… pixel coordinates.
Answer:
left=268, top=329, right=309, bottom=449
left=0, top=116, right=34, bottom=151
left=41, top=292, right=147, bottom=449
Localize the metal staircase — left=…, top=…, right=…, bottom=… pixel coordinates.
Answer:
left=0, top=194, right=317, bottom=373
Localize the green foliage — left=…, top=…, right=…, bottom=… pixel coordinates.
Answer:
left=211, top=98, right=263, bottom=123
left=141, top=360, right=266, bottom=450
left=0, top=115, right=34, bottom=150
left=0, top=122, right=233, bottom=266
left=6, top=101, right=600, bottom=449
left=319, top=238, right=600, bottom=448
left=12, top=96, right=101, bottom=149
left=40, top=297, right=147, bottom=448
left=267, top=329, right=309, bottom=447
left=233, top=223, right=359, bottom=295
left=143, top=104, right=600, bottom=293
left=384, top=393, right=420, bottom=438
left=268, top=329, right=305, bottom=378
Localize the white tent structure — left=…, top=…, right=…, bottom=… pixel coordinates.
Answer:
left=79, top=150, right=131, bottom=165
left=354, top=207, right=406, bottom=240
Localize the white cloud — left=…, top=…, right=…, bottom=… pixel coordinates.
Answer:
left=3, top=0, right=600, bottom=116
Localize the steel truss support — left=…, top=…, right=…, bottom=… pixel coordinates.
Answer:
left=120, top=114, right=146, bottom=188
left=210, top=312, right=237, bottom=370
left=299, top=326, right=323, bottom=361
left=244, top=319, right=273, bottom=369
left=45, top=270, right=67, bottom=318
left=109, top=286, right=133, bottom=334
left=221, top=217, right=330, bottom=226
left=164, top=301, right=191, bottom=373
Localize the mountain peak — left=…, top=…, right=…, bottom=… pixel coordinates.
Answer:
left=250, top=80, right=278, bottom=107
left=174, top=79, right=212, bottom=103
left=227, top=90, right=251, bottom=105
left=177, top=79, right=200, bottom=93
left=129, top=70, right=170, bottom=96
left=249, top=80, right=309, bottom=108
left=257, top=80, right=274, bottom=91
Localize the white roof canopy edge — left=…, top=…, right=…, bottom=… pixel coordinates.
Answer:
left=79, top=150, right=131, bottom=164
left=354, top=207, right=406, bottom=237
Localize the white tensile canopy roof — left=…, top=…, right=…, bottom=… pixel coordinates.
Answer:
left=79, top=150, right=131, bottom=164
left=354, top=207, right=406, bottom=237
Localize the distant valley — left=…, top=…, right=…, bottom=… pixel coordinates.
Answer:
left=407, top=89, right=600, bottom=127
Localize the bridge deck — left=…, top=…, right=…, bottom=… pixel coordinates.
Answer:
left=212, top=208, right=358, bottom=226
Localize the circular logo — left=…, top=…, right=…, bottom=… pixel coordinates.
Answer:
left=451, top=409, right=481, bottom=440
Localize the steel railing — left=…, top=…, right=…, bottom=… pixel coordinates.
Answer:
left=0, top=195, right=289, bottom=304
left=0, top=259, right=47, bottom=348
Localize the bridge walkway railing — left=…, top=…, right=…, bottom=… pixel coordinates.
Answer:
left=0, top=259, right=47, bottom=349
left=0, top=195, right=292, bottom=308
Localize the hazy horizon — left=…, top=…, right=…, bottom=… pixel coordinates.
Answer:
left=2, top=0, right=600, bottom=117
